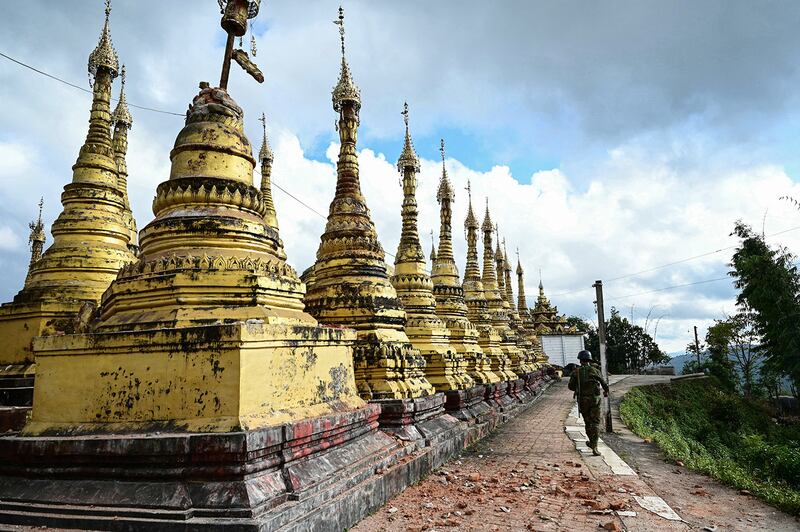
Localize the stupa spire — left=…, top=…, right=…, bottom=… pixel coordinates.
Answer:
left=494, top=226, right=508, bottom=306
left=258, top=112, right=279, bottom=230
left=503, top=239, right=515, bottom=309
left=435, top=139, right=455, bottom=262
left=429, top=230, right=437, bottom=263
left=112, top=64, right=137, bottom=252
left=463, top=181, right=480, bottom=282
left=391, top=103, right=473, bottom=394
left=481, top=201, right=500, bottom=294
left=19, top=0, right=134, bottom=301
left=394, top=103, right=424, bottom=264
left=332, top=6, right=361, bottom=116
left=79, top=0, right=120, bottom=184
left=303, top=8, right=434, bottom=402
left=27, top=198, right=45, bottom=269
left=88, top=0, right=119, bottom=81
left=516, top=248, right=527, bottom=313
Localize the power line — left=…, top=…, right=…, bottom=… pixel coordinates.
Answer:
left=545, top=224, right=800, bottom=299
left=255, top=169, right=401, bottom=263
left=6, top=50, right=799, bottom=289
left=607, top=276, right=731, bottom=301
left=0, top=51, right=184, bottom=117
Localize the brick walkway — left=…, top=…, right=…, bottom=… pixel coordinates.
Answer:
left=353, top=381, right=687, bottom=531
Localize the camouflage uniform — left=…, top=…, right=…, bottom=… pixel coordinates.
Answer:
left=567, top=363, right=609, bottom=452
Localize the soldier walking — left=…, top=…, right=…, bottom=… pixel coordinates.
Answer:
left=568, top=350, right=609, bottom=456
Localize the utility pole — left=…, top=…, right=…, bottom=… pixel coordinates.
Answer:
left=593, top=280, right=613, bottom=432
left=693, top=325, right=701, bottom=365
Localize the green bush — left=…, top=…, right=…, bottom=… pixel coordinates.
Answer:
left=620, top=378, right=800, bottom=515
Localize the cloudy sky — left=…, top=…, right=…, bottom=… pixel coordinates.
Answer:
left=2, top=1, right=800, bottom=353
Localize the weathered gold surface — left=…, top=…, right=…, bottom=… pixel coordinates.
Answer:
left=461, top=190, right=516, bottom=381
left=432, top=144, right=498, bottom=386
left=258, top=112, right=279, bottom=230
left=481, top=203, right=526, bottom=377
left=112, top=65, right=137, bottom=253
left=23, top=82, right=364, bottom=435
left=390, top=113, right=473, bottom=392
left=516, top=255, right=547, bottom=365
left=0, top=7, right=135, bottom=367
left=303, top=16, right=434, bottom=400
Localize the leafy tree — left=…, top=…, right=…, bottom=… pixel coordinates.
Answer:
left=570, top=309, right=668, bottom=373
left=703, top=320, right=739, bottom=393
left=706, top=309, right=762, bottom=397
left=730, top=222, right=800, bottom=395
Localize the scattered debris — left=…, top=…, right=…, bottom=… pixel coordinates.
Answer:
left=616, top=510, right=637, bottom=517
left=387, top=507, right=397, bottom=514
left=600, top=520, right=621, bottom=531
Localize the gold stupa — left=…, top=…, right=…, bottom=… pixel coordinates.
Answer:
left=0, top=1, right=136, bottom=374
left=461, top=191, right=516, bottom=383
left=431, top=143, right=499, bottom=388
left=389, top=107, right=473, bottom=393
left=301, top=8, right=434, bottom=401
left=24, top=2, right=364, bottom=435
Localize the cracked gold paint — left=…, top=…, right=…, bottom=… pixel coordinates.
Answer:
left=302, top=28, right=434, bottom=401
left=0, top=15, right=135, bottom=369
left=23, top=84, right=363, bottom=435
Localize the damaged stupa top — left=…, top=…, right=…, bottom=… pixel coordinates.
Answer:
left=88, top=0, right=119, bottom=79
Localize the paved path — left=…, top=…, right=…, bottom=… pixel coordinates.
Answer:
left=354, top=380, right=688, bottom=531
left=604, top=375, right=800, bottom=532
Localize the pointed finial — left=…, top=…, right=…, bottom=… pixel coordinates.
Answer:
left=112, top=64, right=133, bottom=127
left=465, top=180, right=472, bottom=201
left=37, top=197, right=44, bottom=221
left=436, top=138, right=454, bottom=202
left=397, top=101, right=419, bottom=171
left=332, top=5, right=361, bottom=112
left=539, top=268, right=544, bottom=290
left=430, top=229, right=437, bottom=259
left=88, top=0, right=119, bottom=79
left=258, top=112, right=273, bottom=162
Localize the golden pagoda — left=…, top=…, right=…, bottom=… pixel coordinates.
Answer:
left=257, top=112, right=279, bottom=230
left=112, top=65, right=138, bottom=254
left=389, top=107, right=473, bottom=397
left=531, top=278, right=577, bottom=335
left=301, top=8, right=442, bottom=432
left=515, top=253, right=548, bottom=365
left=500, top=240, right=537, bottom=375
left=0, top=3, right=406, bottom=528
left=0, top=0, right=136, bottom=392
left=27, top=199, right=46, bottom=274
left=481, top=202, right=526, bottom=397
left=430, top=140, right=500, bottom=418
left=461, top=188, right=516, bottom=407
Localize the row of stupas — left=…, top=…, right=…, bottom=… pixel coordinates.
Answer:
left=0, top=2, right=572, bottom=529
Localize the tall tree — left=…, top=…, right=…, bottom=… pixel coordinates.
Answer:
left=570, top=309, right=668, bottom=373
left=730, top=222, right=800, bottom=394
left=706, top=308, right=761, bottom=397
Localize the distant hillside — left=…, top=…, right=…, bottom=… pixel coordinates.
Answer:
left=668, top=352, right=694, bottom=375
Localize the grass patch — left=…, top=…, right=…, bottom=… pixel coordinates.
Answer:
left=620, top=378, right=800, bottom=515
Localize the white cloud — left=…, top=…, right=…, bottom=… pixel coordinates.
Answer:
left=0, top=227, right=20, bottom=251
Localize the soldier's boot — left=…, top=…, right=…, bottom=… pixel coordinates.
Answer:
left=592, top=445, right=601, bottom=456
